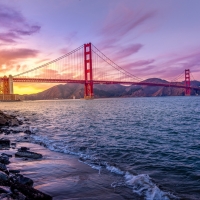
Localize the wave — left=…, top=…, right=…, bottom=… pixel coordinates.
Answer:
left=32, top=136, right=179, bottom=200
left=13, top=125, right=179, bottom=200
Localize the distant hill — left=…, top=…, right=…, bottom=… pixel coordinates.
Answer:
left=24, top=78, right=200, bottom=100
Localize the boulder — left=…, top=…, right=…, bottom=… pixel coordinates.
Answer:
left=15, top=151, right=42, bottom=159
left=0, top=139, right=10, bottom=147
left=10, top=118, right=19, bottom=126
left=9, top=170, right=20, bottom=174
left=24, top=130, right=32, bottom=134
left=0, top=171, right=8, bottom=181
left=10, top=174, right=33, bottom=187
left=1, top=153, right=12, bottom=158
left=0, top=163, right=7, bottom=172
left=11, top=183, right=52, bottom=200
left=0, top=111, right=21, bottom=127
left=0, top=155, right=10, bottom=164
left=18, top=147, right=29, bottom=151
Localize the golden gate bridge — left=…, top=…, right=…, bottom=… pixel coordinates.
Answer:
left=0, top=43, right=200, bottom=99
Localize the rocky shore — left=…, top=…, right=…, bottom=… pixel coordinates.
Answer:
left=0, top=110, right=52, bottom=200
left=0, top=110, right=136, bottom=200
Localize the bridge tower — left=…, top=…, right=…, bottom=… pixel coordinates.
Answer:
left=84, top=43, right=94, bottom=99
left=185, top=69, right=190, bottom=96
left=0, top=75, right=13, bottom=95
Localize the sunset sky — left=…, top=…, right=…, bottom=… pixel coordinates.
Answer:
left=0, top=0, right=200, bottom=94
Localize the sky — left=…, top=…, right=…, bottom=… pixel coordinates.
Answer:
left=0, top=0, right=200, bottom=94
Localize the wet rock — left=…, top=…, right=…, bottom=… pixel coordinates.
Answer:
left=10, top=174, right=33, bottom=187
left=0, top=193, right=11, bottom=199
left=0, top=155, right=10, bottom=164
left=10, top=118, right=19, bottom=126
left=1, top=153, right=12, bottom=158
left=9, top=170, right=20, bottom=174
left=0, top=111, right=21, bottom=127
left=0, top=116, right=9, bottom=126
left=79, top=146, right=87, bottom=151
left=12, top=190, right=26, bottom=200
left=0, top=163, right=7, bottom=172
left=24, top=130, right=32, bottom=134
left=0, top=138, right=10, bottom=147
left=11, top=129, right=20, bottom=134
left=11, top=183, right=52, bottom=200
left=0, top=171, right=8, bottom=181
left=19, top=147, right=30, bottom=151
left=15, top=151, right=42, bottom=159
left=11, top=143, right=16, bottom=147
left=0, top=186, right=10, bottom=194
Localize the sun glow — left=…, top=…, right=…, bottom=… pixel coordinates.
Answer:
left=14, top=86, right=43, bottom=95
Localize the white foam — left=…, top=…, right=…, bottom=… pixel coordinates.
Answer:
left=106, top=164, right=124, bottom=175
left=125, top=172, right=178, bottom=200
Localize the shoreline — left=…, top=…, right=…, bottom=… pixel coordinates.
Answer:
left=0, top=110, right=136, bottom=200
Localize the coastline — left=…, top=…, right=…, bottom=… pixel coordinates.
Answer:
left=0, top=110, right=136, bottom=200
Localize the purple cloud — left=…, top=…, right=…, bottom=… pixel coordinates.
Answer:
left=101, top=11, right=156, bottom=39
left=0, top=32, right=19, bottom=43
left=0, top=3, right=41, bottom=43
left=97, top=4, right=157, bottom=50
left=14, top=25, right=41, bottom=36
left=0, top=48, right=39, bottom=60
left=115, top=44, right=143, bottom=60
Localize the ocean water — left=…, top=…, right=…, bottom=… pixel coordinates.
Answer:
left=1, top=96, right=200, bottom=200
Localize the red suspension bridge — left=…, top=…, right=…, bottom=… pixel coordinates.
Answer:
left=0, top=43, right=200, bottom=99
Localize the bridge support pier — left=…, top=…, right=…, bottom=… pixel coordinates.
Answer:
left=185, top=69, right=190, bottom=96
left=84, top=43, right=94, bottom=99
left=0, top=75, right=13, bottom=95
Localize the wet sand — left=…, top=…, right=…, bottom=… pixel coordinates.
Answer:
left=3, top=142, right=138, bottom=200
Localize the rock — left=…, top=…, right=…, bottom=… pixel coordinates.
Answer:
left=0, top=171, right=8, bottom=181
left=0, top=139, right=10, bottom=147
left=0, top=193, right=13, bottom=199
left=0, top=186, right=10, bottom=194
left=9, top=170, right=20, bottom=174
left=11, top=183, right=52, bottom=200
left=0, top=155, right=10, bottom=164
left=10, top=118, right=19, bottom=126
left=0, top=116, right=9, bottom=126
left=12, top=190, right=26, bottom=200
left=79, top=146, right=87, bottom=151
left=24, top=130, right=32, bottom=134
left=0, top=111, right=20, bottom=127
left=1, top=153, right=12, bottom=158
left=15, top=151, right=42, bottom=159
left=10, top=174, right=33, bottom=187
left=0, top=163, right=7, bottom=172
left=18, top=147, right=29, bottom=151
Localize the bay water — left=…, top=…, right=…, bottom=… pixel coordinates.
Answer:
left=1, top=96, right=200, bottom=199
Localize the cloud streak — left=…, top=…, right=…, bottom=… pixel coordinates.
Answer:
left=0, top=3, right=41, bottom=43
left=0, top=48, right=39, bottom=74
left=114, top=44, right=143, bottom=60
left=98, top=4, right=157, bottom=50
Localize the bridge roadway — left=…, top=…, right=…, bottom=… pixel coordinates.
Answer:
left=13, top=78, right=200, bottom=91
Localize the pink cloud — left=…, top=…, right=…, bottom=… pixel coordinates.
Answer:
left=101, top=8, right=156, bottom=39
left=0, top=3, right=41, bottom=43
left=0, top=48, right=39, bottom=75
left=114, top=44, right=143, bottom=60
left=122, top=59, right=155, bottom=71
left=97, top=4, right=157, bottom=51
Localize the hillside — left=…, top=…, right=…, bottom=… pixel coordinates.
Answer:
left=24, top=78, right=200, bottom=100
